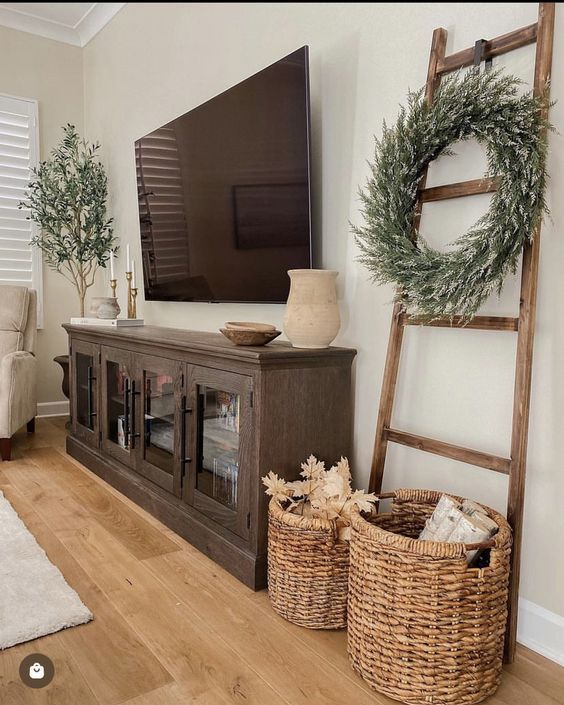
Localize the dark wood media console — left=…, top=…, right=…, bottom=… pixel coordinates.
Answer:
left=64, top=324, right=356, bottom=589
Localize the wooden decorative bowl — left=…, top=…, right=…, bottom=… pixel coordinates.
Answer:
left=225, top=321, right=277, bottom=332
left=220, top=328, right=281, bottom=346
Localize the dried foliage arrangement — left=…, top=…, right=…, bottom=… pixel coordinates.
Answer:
left=262, top=455, right=378, bottom=541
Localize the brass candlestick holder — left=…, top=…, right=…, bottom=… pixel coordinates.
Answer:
left=110, top=278, right=117, bottom=298
left=131, top=287, right=138, bottom=319
left=126, top=271, right=138, bottom=319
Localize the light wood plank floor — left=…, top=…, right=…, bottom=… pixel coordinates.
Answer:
left=0, top=418, right=562, bottom=705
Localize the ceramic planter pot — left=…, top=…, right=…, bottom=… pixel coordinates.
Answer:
left=96, top=297, right=121, bottom=320
left=283, top=269, right=340, bottom=349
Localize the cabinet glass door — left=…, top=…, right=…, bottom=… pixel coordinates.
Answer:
left=198, top=388, right=240, bottom=509
left=101, top=346, right=135, bottom=467
left=185, top=366, right=252, bottom=539
left=71, top=340, right=99, bottom=448
left=136, top=355, right=183, bottom=494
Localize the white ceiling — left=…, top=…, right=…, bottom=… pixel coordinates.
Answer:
left=0, top=2, right=125, bottom=46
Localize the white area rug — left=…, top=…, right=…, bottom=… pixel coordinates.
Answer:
left=0, top=491, right=93, bottom=649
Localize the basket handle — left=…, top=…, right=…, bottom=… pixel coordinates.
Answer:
left=373, top=491, right=497, bottom=551
left=374, top=492, right=396, bottom=500
left=463, top=538, right=496, bottom=550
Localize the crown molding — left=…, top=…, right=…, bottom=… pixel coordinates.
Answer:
left=0, top=4, right=80, bottom=45
left=77, top=3, right=125, bottom=46
left=0, top=3, right=125, bottom=47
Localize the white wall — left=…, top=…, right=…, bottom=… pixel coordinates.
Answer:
left=0, top=26, right=84, bottom=406
left=82, top=2, right=563, bottom=623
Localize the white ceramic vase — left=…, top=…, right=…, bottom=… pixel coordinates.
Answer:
left=283, top=269, right=340, bottom=349
left=96, top=297, right=121, bottom=320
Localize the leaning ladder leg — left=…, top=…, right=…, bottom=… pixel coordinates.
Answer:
left=505, top=1, right=554, bottom=663
left=369, top=27, right=447, bottom=493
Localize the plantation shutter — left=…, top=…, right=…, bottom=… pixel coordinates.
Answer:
left=0, top=94, right=42, bottom=324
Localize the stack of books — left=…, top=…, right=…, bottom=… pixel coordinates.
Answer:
left=70, top=317, right=144, bottom=327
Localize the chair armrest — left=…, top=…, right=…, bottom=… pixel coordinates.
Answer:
left=0, top=351, right=37, bottom=438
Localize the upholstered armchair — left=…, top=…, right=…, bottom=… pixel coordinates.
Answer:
left=0, top=286, right=37, bottom=461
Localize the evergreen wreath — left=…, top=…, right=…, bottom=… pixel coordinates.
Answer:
left=353, top=69, right=550, bottom=320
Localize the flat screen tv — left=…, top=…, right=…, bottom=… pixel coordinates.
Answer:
left=135, top=46, right=312, bottom=303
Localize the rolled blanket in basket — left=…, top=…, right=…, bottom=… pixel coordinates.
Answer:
left=419, top=493, right=498, bottom=562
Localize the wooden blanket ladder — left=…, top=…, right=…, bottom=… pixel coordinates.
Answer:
left=369, top=2, right=555, bottom=663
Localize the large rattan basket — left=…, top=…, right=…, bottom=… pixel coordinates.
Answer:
left=347, top=488, right=512, bottom=705
left=267, top=498, right=349, bottom=629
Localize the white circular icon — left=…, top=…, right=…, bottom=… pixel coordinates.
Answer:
left=29, top=662, right=45, bottom=680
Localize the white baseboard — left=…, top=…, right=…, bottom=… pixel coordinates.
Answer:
left=37, top=400, right=69, bottom=418
left=518, top=598, right=564, bottom=666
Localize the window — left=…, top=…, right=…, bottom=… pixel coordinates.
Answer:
left=0, top=94, right=42, bottom=326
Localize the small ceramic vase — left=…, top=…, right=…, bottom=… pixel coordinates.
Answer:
left=283, top=269, right=340, bottom=349
left=96, top=297, right=121, bottom=320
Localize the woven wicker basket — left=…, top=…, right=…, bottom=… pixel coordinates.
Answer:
left=347, top=488, right=512, bottom=705
left=267, top=498, right=349, bottom=629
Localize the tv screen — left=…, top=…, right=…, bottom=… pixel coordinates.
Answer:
left=135, top=46, right=312, bottom=303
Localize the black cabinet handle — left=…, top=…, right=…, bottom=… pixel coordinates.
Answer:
left=124, top=378, right=130, bottom=448
left=87, top=365, right=97, bottom=421
left=130, top=379, right=141, bottom=449
left=181, top=395, right=193, bottom=465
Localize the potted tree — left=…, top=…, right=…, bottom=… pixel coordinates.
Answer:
left=20, top=124, right=116, bottom=316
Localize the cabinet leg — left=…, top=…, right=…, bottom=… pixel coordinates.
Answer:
left=0, top=438, right=11, bottom=461
left=27, top=418, right=36, bottom=433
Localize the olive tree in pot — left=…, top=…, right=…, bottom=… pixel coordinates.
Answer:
left=20, top=124, right=116, bottom=317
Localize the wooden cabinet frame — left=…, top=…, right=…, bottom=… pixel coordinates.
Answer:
left=65, top=324, right=355, bottom=589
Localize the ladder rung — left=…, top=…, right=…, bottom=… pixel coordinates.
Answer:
left=402, top=314, right=519, bottom=331
left=384, top=427, right=511, bottom=475
left=437, top=22, right=537, bottom=74
left=418, top=177, right=498, bottom=203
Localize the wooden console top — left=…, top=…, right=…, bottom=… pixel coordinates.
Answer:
left=63, top=324, right=356, bottom=364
